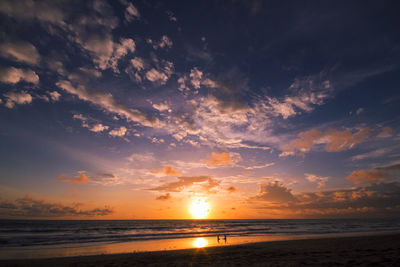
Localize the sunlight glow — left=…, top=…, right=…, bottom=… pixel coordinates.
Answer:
left=189, top=198, right=210, bottom=219
left=193, top=237, right=208, bottom=248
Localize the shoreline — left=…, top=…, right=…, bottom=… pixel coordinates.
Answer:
left=1, top=232, right=399, bottom=266
left=1, top=230, right=400, bottom=260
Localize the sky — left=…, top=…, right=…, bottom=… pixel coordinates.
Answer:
left=0, top=0, right=400, bottom=219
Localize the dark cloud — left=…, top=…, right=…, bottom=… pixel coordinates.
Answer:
left=251, top=181, right=296, bottom=203
left=347, top=164, right=400, bottom=185
left=155, top=193, right=171, bottom=201
left=251, top=182, right=400, bottom=218
left=211, top=68, right=249, bottom=112
left=225, top=186, right=239, bottom=193
left=0, top=195, right=113, bottom=218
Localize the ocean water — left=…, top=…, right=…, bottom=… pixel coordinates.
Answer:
left=1, top=219, right=400, bottom=248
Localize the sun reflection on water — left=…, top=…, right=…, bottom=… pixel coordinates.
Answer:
left=193, top=237, right=208, bottom=248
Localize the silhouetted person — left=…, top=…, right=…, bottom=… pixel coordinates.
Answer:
left=217, top=234, right=220, bottom=244
left=223, top=234, right=227, bottom=244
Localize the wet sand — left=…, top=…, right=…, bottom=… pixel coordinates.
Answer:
left=1, top=233, right=399, bottom=266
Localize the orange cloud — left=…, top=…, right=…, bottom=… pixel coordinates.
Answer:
left=347, top=164, right=400, bottom=185
left=57, top=172, right=90, bottom=184
left=281, top=127, right=371, bottom=156
left=206, top=152, right=234, bottom=166
left=150, top=176, right=219, bottom=194
left=377, top=126, right=393, bottom=138
left=151, top=166, right=181, bottom=176
left=324, top=127, right=370, bottom=152
left=347, top=169, right=387, bottom=185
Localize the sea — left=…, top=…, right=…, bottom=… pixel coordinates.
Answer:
left=1, top=219, right=400, bottom=259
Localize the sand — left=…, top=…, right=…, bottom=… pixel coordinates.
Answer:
left=1, top=233, right=399, bottom=266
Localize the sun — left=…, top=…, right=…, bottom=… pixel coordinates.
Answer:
left=189, top=198, right=210, bottom=219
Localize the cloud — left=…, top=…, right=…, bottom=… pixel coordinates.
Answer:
left=0, top=0, right=66, bottom=25
left=72, top=113, right=109, bottom=133
left=251, top=181, right=296, bottom=203
left=46, top=57, right=67, bottom=76
left=225, top=186, right=239, bottom=193
left=56, top=80, right=161, bottom=128
left=73, top=114, right=87, bottom=121
left=190, top=67, right=203, bottom=89
left=280, top=127, right=371, bottom=156
left=152, top=35, right=173, bottom=50
left=151, top=166, right=182, bottom=176
left=0, top=195, right=112, bottom=218
left=150, top=176, right=219, bottom=193
left=3, top=91, right=33, bottom=108
left=122, top=1, right=140, bottom=21
left=152, top=101, right=171, bottom=112
left=261, top=76, right=333, bottom=119
left=145, top=68, right=169, bottom=84
left=356, top=108, right=364, bottom=115
left=347, top=169, right=386, bottom=185
left=90, top=173, right=122, bottom=186
left=130, top=57, right=145, bottom=71
left=0, top=41, right=40, bottom=65
left=156, top=193, right=171, bottom=201
left=241, top=162, right=275, bottom=170
left=377, top=126, right=393, bottom=138
left=251, top=182, right=400, bottom=218
left=205, top=152, right=240, bottom=167
left=0, top=67, right=39, bottom=84
left=109, top=126, right=127, bottom=137
left=58, top=172, right=90, bottom=184
left=346, top=164, right=400, bottom=185
left=305, top=173, right=328, bottom=189
left=125, top=57, right=147, bottom=83
left=76, top=35, right=135, bottom=73
left=90, top=123, right=109, bottom=132
left=351, top=148, right=389, bottom=161
left=166, top=10, right=177, bottom=22
left=324, top=128, right=371, bottom=152
left=48, top=91, right=61, bottom=101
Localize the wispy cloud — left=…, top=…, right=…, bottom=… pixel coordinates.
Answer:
left=0, top=67, right=39, bottom=84
left=56, top=80, right=161, bottom=128
left=58, top=172, right=90, bottom=184
left=346, top=163, right=400, bottom=185
left=150, top=176, right=219, bottom=194
left=280, top=127, right=371, bottom=156
left=305, top=173, right=328, bottom=189
left=0, top=41, right=40, bottom=65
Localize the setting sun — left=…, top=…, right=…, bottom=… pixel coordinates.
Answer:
left=189, top=198, right=210, bottom=219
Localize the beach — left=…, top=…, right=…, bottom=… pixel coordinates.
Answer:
left=1, top=233, right=399, bottom=266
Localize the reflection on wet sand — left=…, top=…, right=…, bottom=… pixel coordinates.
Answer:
left=193, top=238, right=208, bottom=248
left=1, top=231, right=392, bottom=260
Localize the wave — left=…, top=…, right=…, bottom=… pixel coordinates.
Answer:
left=1, top=219, right=399, bottom=247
